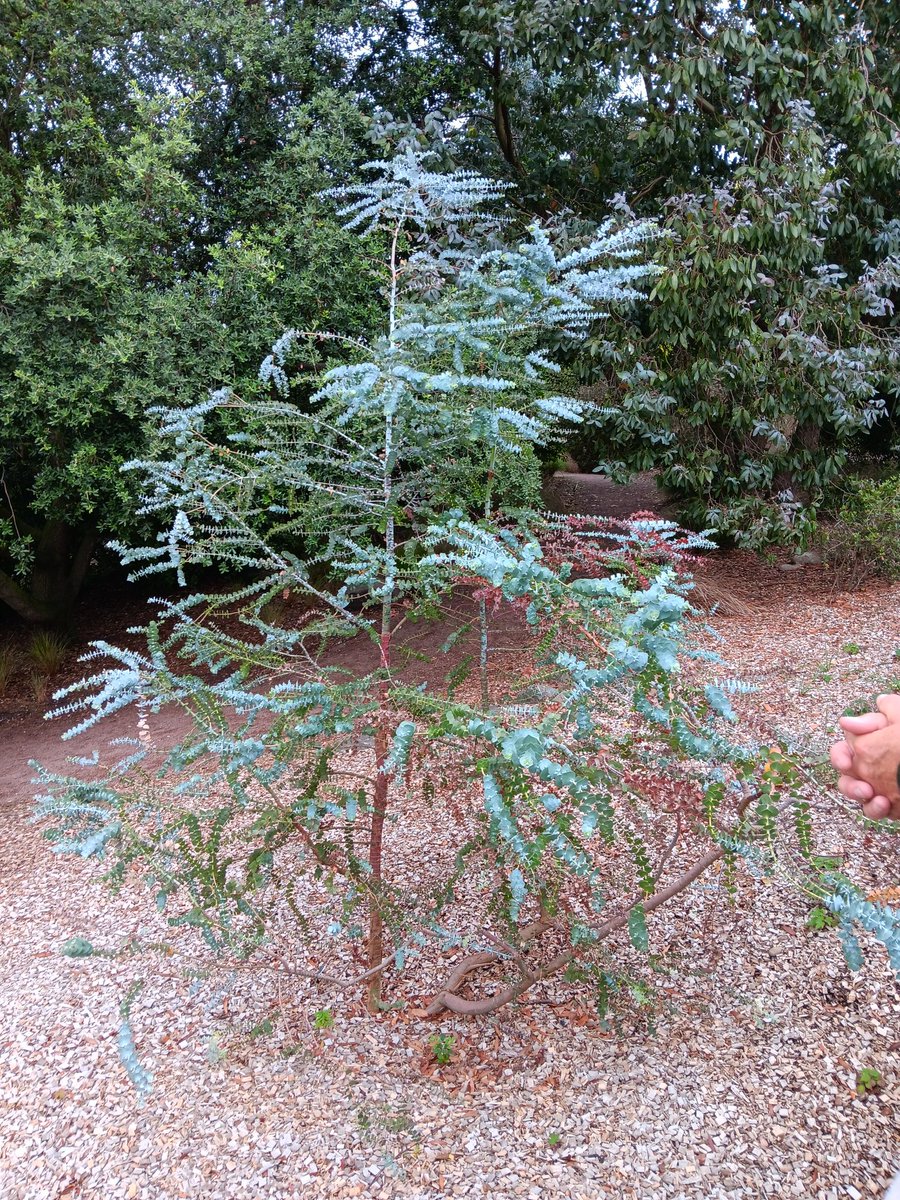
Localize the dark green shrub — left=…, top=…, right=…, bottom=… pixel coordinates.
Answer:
left=425, top=442, right=544, bottom=516
left=824, top=475, right=900, bottom=583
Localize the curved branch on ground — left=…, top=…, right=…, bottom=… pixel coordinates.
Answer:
left=427, top=796, right=755, bottom=1016
left=425, top=919, right=555, bottom=1016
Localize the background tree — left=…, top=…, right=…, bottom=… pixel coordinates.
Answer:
left=587, top=109, right=899, bottom=546
left=369, top=0, right=900, bottom=539
left=3, top=0, right=898, bottom=624
left=0, top=0, right=379, bottom=624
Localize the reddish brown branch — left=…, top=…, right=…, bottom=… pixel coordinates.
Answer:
left=427, top=844, right=726, bottom=1016
left=427, top=795, right=756, bottom=1017
left=425, top=919, right=554, bottom=1015
left=366, top=716, right=390, bottom=1012
left=366, top=621, right=395, bottom=1011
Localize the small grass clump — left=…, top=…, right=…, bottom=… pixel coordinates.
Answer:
left=0, top=641, right=21, bottom=695
left=28, top=630, right=69, bottom=676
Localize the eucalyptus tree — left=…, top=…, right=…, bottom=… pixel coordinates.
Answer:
left=35, top=152, right=899, bottom=1090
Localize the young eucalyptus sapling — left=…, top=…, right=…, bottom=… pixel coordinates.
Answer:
left=36, top=148, right=661, bottom=1006
left=34, top=151, right=899, bottom=1083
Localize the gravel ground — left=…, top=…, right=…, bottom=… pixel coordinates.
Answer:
left=1, top=546, right=899, bottom=1200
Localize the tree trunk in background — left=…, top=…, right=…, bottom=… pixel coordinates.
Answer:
left=0, top=521, right=96, bottom=626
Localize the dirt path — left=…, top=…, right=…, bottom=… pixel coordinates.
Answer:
left=0, top=471, right=672, bottom=805
left=543, top=470, right=679, bottom=520
left=0, top=469, right=785, bottom=803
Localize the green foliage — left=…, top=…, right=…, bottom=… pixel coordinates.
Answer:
left=627, top=906, right=650, bottom=953
left=0, top=1, right=381, bottom=624
left=206, top=1033, right=227, bottom=1066
left=806, top=907, right=838, bottom=932
left=856, top=1066, right=881, bottom=1095
left=0, top=112, right=190, bottom=621
left=383, top=0, right=900, bottom=544
left=824, top=475, right=900, bottom=583
left=824, top=880, right=900, bottom=979
left=313, top=1008, right=335, bottom=1031
left=118, top=981, right=152, bottom=1097
left=428, top=1033, right=455, bottom=1065
left=424, top=441, right=544, bottom=518
left=589, top=114, right=898, bottom=547
left=61, top=937, right=95, bottom=958
left=3, top=0, right=896, bottom=619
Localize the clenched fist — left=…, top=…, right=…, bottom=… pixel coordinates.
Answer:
left=829, top=694, right=900, bottom=821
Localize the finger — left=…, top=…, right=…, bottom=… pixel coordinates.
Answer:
left=875, top=694, right=900, bottom=723
left=829, top=741, right=855, bottom=772
left=837, top=773, right=875, bottom=802
left=839, top=712, right=888, bottom=736
left=861, top=795, right=892, bottom=820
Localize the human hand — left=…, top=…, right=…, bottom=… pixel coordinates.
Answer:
left=829, top=694, right=900, bottom=821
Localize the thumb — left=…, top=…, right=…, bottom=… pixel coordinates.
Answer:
left=839, top=712, right=889, bottom=737
left=875, top=694, right=900, bottom=724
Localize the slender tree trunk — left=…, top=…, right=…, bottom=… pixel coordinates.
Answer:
left=366, top=557, right=395, bottom=1011
left=772, top=420, right=821, bottom=503
left=478, top=460, right=496, bottom=711
left=366, top=217, right=401, bottom=1011
left=367, top=626, right=391, bottom=1012
left=491, top=47, right=520, bottom=172
left=478, top=597, right=490, bottom=712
